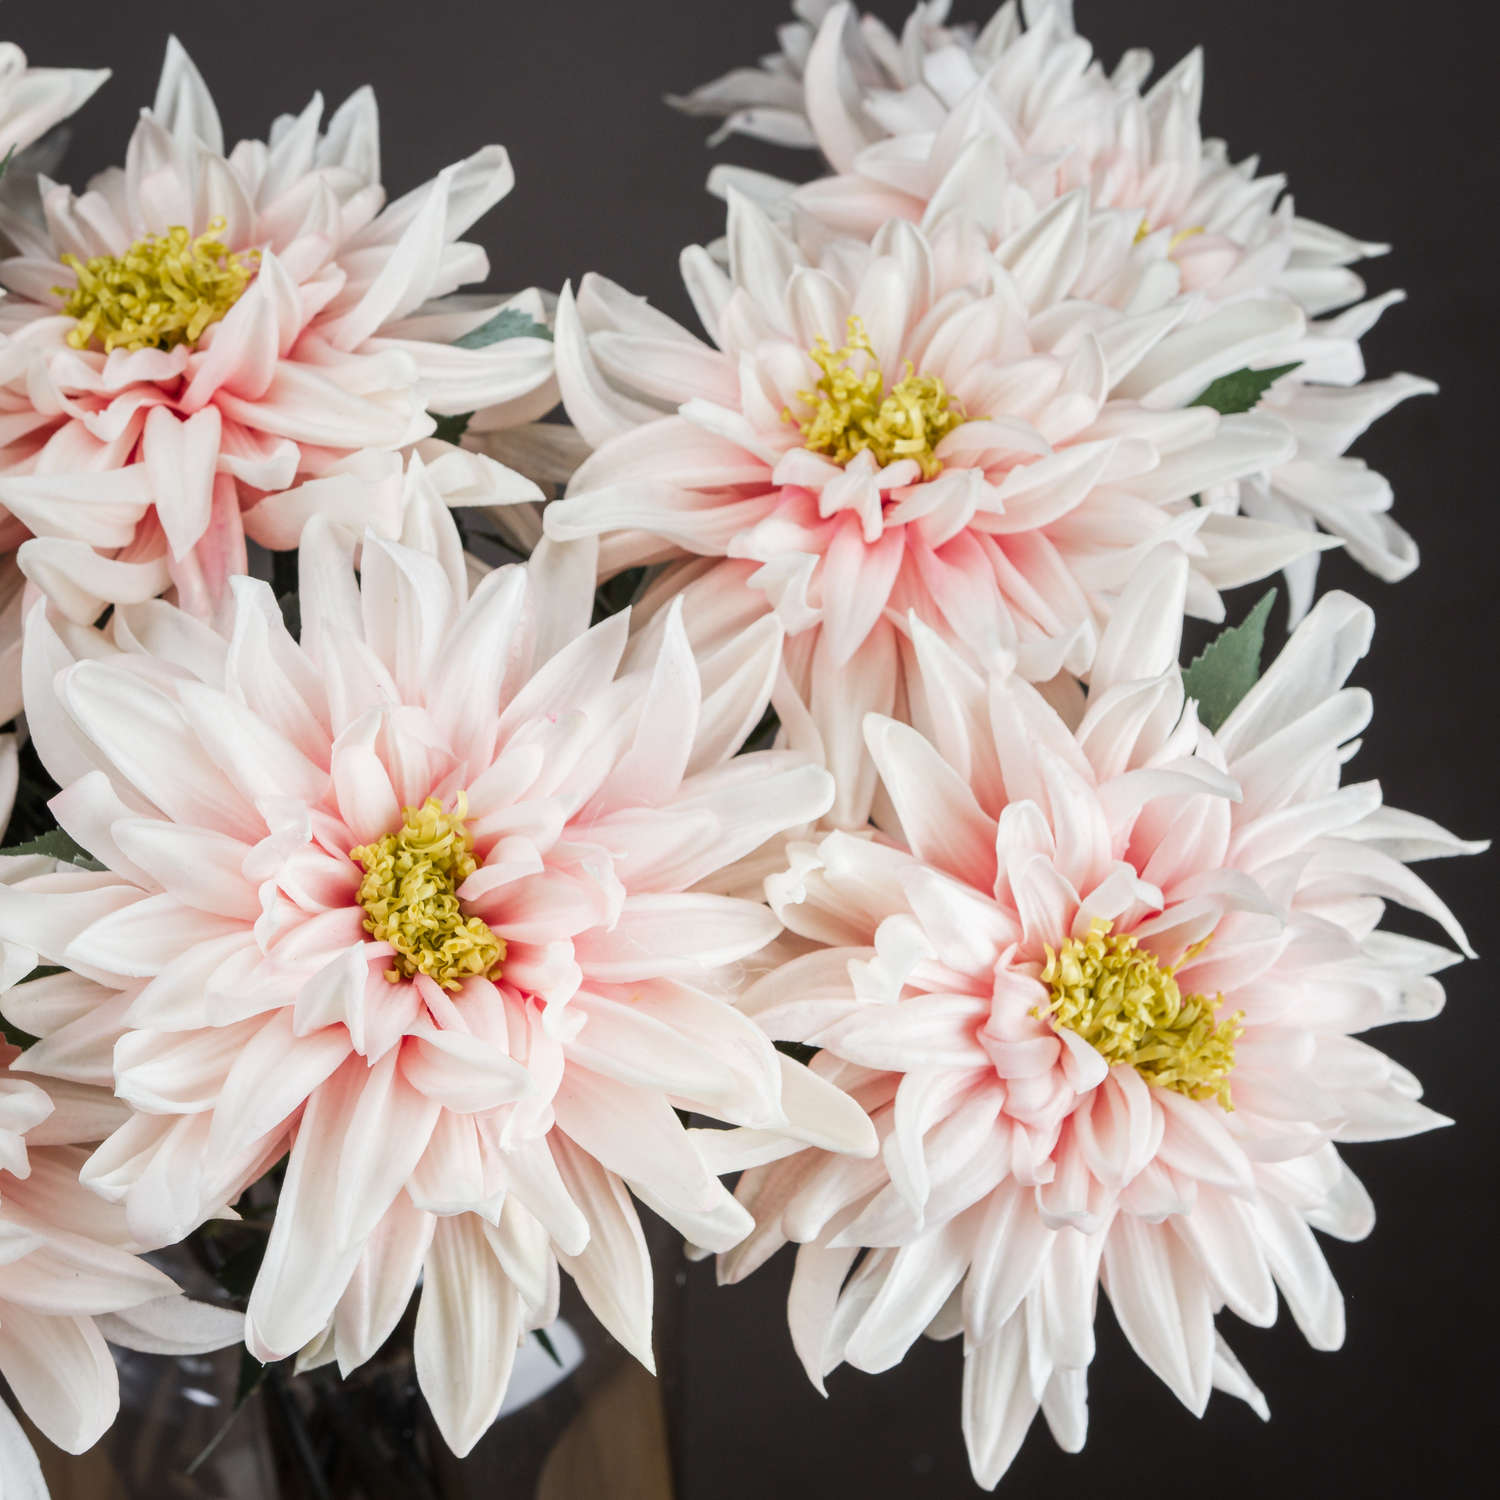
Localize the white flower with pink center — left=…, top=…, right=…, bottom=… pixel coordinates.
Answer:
left=716, top=548, right=1481, bottom=1488
left=0, top=38, right=556, bottom=720
left=548, top=198, right=1320, bottom=821
left=681, top=1, right=1432, bottom=618
left=0, top=853, right=243, bottom=1491
left=0, top=490, right=874, bottom=1457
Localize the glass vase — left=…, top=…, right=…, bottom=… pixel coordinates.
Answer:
left=32, top=1224, right=688, bottom=1500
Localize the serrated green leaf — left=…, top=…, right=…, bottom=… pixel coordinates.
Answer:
left=1182, top=589, right=1276, bottom=732
left=1189, top=363, right=1300, bottom=416
left=454, top=306, right=553, bottom=351
left=0, top=828, right=103, bottom=869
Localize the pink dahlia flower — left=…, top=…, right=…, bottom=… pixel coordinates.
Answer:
left=681, top=1, right=1432, bottom=619
left=0, top=38, right=556, bottom=719
left=549, top=200, right=1319, bottom=821
left=0, top=492, right=873, bottom=1456
left=0, top=854, right=243, bottom=1487
left=718, top=548, right=1481, bottom=1488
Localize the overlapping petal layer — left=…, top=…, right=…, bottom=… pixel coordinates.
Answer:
left=0, top=484, right=874, bottom=1455
left=679, top=0, right=1430, bottom=617
left=0, top=851, right=243, bottom=1486
left=0, top=38, right=555, bottom=719
left=550, top=201, right=1320, bottom=820
left=718, top=548, right=1481, bottom=1488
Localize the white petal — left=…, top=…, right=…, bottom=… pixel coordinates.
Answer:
left=414, top=1214, right=525, bottom=1457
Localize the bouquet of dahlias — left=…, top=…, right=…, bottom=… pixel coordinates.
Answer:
left=0, top=3, right=1483, bottom=1495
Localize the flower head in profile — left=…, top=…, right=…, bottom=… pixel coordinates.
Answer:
left=679, top=0, right=1433, bottom=619
left=0, top=851, right=243, bottom=1487
left=0, top=37, right=555, bottom=719
left=548, top=195, right=1318, bottom=821
left=720, top=548, right=1481, bottom=1488
left=0, top=485, right=873, bottom=1457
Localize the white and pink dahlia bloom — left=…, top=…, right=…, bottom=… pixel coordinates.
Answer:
left=0, top=37, right=555, bottom=718
left=0, top=856, right=242, bottom=1489
left=0, top=493, right=874, bottom=1456
left=549, top=198, right=1319, bottom=821
left=719, top=548, right=1481, bottom=1488
left=683, top=1, right=1432, bottom=618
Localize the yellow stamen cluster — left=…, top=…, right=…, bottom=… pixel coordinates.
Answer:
left=55, top=217, right=260, bottom=353
left=349, top=793, right=505, bottom=991
left=1038, top=920, right=1243, bottom=1110
left=787, top=315, right=964, bottom=480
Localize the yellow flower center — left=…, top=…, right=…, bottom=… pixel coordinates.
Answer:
left=1037, top=921, right=1243, bottom=1109
left=55, top=217, right=260, bottom=353
left=787, top=315, right=964, bottom=480
left=349, top=793, right=505, bottom=991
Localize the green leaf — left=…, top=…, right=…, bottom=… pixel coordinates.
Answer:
left=1189, top=363, right=1300, bottom=416
left=534, top=1327, right=563, bottom=1369
left=430, top=410, right=473, bottom=445
left=0, top=146, right=14, bottom=183
left=1181, top=589, right=1276, bottom=732
left=453, top=306, right=553, bottom=351
left=3, top=738, right=60, bottom=848
left=0, top=828, right=103, bottom=870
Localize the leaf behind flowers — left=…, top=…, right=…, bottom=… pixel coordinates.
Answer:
left=1190, top=363, right=1300, bottom=416
left=1181, top=589, right=1276, bottom=732
left=0, top=827, right=103, bottom=869
left=453, top=306, right=553, bottom=350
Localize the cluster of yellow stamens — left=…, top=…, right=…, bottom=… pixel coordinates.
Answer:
left=787, top=315, right=964, bottom=480
left=349, top=793, right=505, bottom=991
left=55, top=217, right=260, bottom=353
left=1037, top=920, right=1243, bottom=1110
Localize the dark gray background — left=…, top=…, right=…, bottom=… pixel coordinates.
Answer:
left=6, top=1, right=1496, bottom=1495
